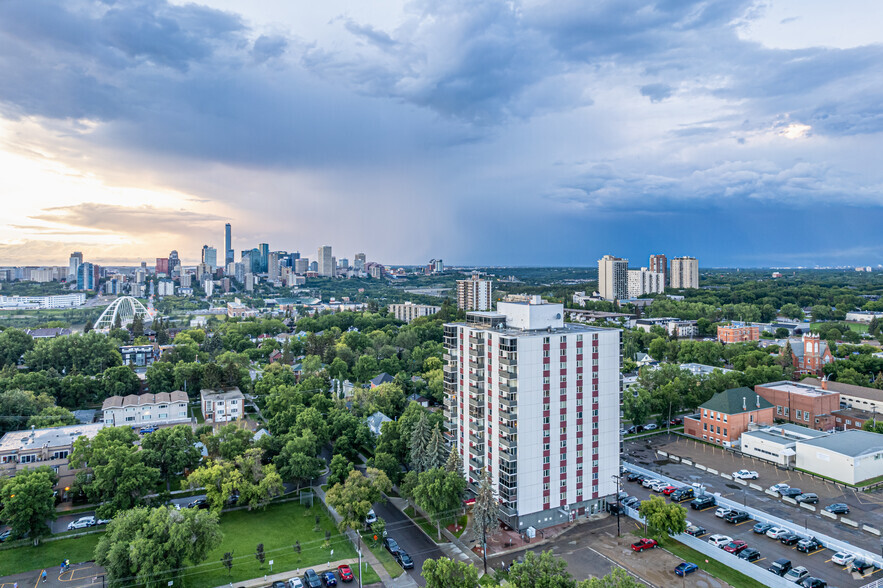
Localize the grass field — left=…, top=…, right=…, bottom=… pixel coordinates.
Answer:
left=811, top=321, right=869, bottom=333
left=658, top=536, right=767, bottom=588
left=403, top=506, right=446, bottom=543
left=360, top=531, right=404, bottom=578
left=0, top=501, right=380, bottom=587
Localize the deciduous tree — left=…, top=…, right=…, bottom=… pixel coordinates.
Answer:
left=141, top=425, right=202, bottom=492
left=422, top=557, right=479, bottom=588
left=639, top=495, right=687, bottom=537
left=325, top=468, right=391, bottom=533
left=0, top=467, right=57, bottom=544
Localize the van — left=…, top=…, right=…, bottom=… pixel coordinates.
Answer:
left=768, top=558, right=792, bottom=577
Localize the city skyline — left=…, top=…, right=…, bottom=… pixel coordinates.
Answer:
left=1, top=1, right=882, bottom=267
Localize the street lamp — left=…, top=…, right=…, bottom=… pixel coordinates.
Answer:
left=612, top=474, right=622, bottom=537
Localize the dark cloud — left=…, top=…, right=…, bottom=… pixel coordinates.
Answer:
left=31, top=203, right=227, bottom=235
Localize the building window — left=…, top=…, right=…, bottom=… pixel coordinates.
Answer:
left=703, top=423, right=707, bottom=431
left=795, top=410, right=802, bottom=419
left=560, top=492, right=567, bottom=501
left=723, top=429, right=727, bottom=437
left=543, top=456, right=550, bottom=464
left=784, top=407, right=789, bottom=416
left=716, top=426, right=720, bottom=434
left=576, top=450, right=583, bottom=458
left=804, top=413, right=809, bottom=422
left=723, top=415, right=727, bottom=423
left=20, top=454, right=35, bottom=464
left=126, top=416, right=135, bottom=422
left=544, top=495, right=550, bottom=504
left=560, top=414, right=566, bottom=422
left=543, top=483, right=549, bottom=490
left=543, top=443, right=550, bottom=451
left=560, top=466, right=567, bottom=474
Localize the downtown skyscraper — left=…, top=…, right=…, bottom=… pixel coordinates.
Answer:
left=225, top=223, right=233, bottom=265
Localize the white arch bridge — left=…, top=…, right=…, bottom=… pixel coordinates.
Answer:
left=94, top=296, right=155, bottom=332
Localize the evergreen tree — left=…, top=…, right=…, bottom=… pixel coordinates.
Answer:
left=472, top=468, right=498, bottom=574
left=426, top=425, right=448, bottom=470
left=83, top=319, right=93, bottom=333
left=131, top=314, right=144, bottom=338
left=409, top=413, right=432, bottom=472
left=113, top=312, right=122, bottom=330
left=445, top=446, right=463, bottom=474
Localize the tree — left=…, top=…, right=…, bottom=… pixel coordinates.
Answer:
left=26, top=406, right=77, bottom=429
left=471, top=468, right=497, bottom=574
left=648, top=337, right=668, bottom=361
left=0, top=467, right=58, bottom=544
left=255, top=543, right=266, bottom=568
left=274, top=441, right=323, bottom=489
left=83, top=319, right=93, bottom=334
left=409, top=412, right=432, bottom=471
left=141, top=425, right=202, bottom=492
left=131, top=314, right=144, bottom=338
left=425, top=425, right=448, bottom=471
left=102, top=365, right=142, bottom=398
left=0, top=328, right=34, bottom=368
left=222, top=551, right=234, bottom=575
left=422, top=557, right=479, bottom=588
left=353, top=355, right=379, bottom=382
left=412, top=467, right=466, bottom=540
left=325, top=468, right=392, bottom=533
left=95, top=506, right=222, bottom=586
left=0, top=389, right=57, bottom=434
left=69, top=427, right=161, bottom=518
left=621, top=387, right=651, bottom=427
left=370, top=451, right=403, bottom=485
left=780, top=303, right=803, bottom=320
left=187, top=449, right=283, bottom=513
left=445, top=446, right=463, bottom=473
left=578, top=568, right=641, bottom=588
left=639, top=495, right=687, bottom=537
left=327, top=454, right=354, bottom=487
left=509, top=550, right=574, bottom=588
left=145, top=361, right=176, bottom=394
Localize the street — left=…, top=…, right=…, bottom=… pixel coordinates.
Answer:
left=51, top=494, right=204, bottom=534
left=370, top=499, right=445, bottom=586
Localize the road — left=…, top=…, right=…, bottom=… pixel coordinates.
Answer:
left=51, top=494, right=205, bottom=534
left=623, top=480, right=878, bottom=588
left=624, top=434, right=883, bottom=555
left=370, top=499, right=445, bottom=586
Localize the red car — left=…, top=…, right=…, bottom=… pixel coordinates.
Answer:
left=631, top=538, right=658, bottom=552
left=722, top=540, right=748, bottom=554
left=337, top=565, right=354, bottom=583
left=661, top=486, right=678, bottom=495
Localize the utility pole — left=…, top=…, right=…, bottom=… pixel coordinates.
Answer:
left=358, top=534, right=362, bottom=588
left=482, top=524, right=488, bottom=575
left=612, top=474, right=622, bottom=537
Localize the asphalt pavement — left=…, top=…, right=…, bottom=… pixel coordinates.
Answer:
left=370, top=499, right=445, bottom=586
left=622, top=479, right=879, bottom=588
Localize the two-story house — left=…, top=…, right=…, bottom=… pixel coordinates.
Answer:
left=200, top=388, right=245, bottom=424
left=102, top=392, right=190, bottom=427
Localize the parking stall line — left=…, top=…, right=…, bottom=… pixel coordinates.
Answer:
left=807, top=548, right=826, bottom=556
left=733, top=520, right=752, bottom=526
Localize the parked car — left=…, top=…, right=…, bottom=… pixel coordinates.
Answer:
left=670, top=417, right=684, bottom=426
left=796, top=493, right=819, bottom=504
left=685, top=524, right=706, bottom=537
left=780, top=533, right=801, bottom=546
left=383, top=537, right=400, bottom=554
left=732, top=470, right=759, bottom=480
left=784, top=566, right=810, bottom=583
left=394, top=550, right=414, bottom=569
left=621, top=497, right=640, bottom=509
left=288, top=578, right=304, bottom=588
left=768, top=558, right=793, bottom=577
left=67, top=516, right=96, bottom=530
left=321, top=571, right=337, bottom=587
left=674, top=562, right=698, bottom=577
left=706, top=534, right=732, bottom=548
left=272, top=581, right=287, bottom=588
left=671, top=487, right=695, bottom=502
left=139, top=427, right=155, bottom=434
left=650, top=480, right=669, bottom=492
left=753, top=522, right=773, bottom=534
left=766, top=527, right=789, bottom=539
left=303, top=570, right=322, bottom=588
left=643, top=424, right=658, bottom=431
left=769, top=483, right=790, bottom=494
left=801, top=578, right=827, bottom=588
left=723, top=540, right=748, bottom=555
left=850, top=560, right=875, bottom=575
left=796, top=537, right=822, bottom=553
left=642, top=478, right=661, bottom=489
left=661, top=485, right=678, bottom=495
left=187, top=498, right=209, bottom=509
left=738, top=548, right=762, bottom=562
left=365, top=509, right=377, bottom=525
left=714, top=506, right=732, bottom=518
left=631, top=538, right=658, bottom=552
left=626, top=472, right=643, bottom=482
left=336, top=565, right=354, bottom=583
left=0, top=529, right=12, bottom=542
left=691, top=495, right=715, bottom=510
left=780, top=488, right=803, bottom=498
left=824, top=503, right=850, bottom=515
left=724, top=510, right=750, bottom=524
left=96, top=518, right=112, bottom=526
left=831, top=551, right=855, bottom=566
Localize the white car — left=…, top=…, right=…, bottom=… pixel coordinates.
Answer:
left=707, top=534, right=732, bottom=548
left=288, top=578, right=304, bottom=588
left=643, top=424, right=659, bottom=431
left=733, top=470, right=759, bottom=480
left=67, top=516, right=96, bottom=530
left=650, top=481, right=669, bottom=492
left=768, top=483, right=790, bottom=494
left=642, top=478, right=661, bottom=489
left=831, top=551, right=856, bottom=566
left=766, top=527, right=789, bottom=539
left=365, top=509, right=377, bottom=525
left=96, top=518, right=112, bottom=526
left=714, top=506, right=732, bottom=518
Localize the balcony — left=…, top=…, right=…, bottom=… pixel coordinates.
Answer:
left=444, top=373, right=457, bottom=385
left=469, top=383, right=484, bottom=395
left=499, top=356, right=517, bottom=367
left=499, top=449, right=516, bottom=463
left=468, top=372, right=484, bottom=384
left=443, top=352, right=458, bottom=364
left=499, top=382, right=517, bottom=394
left=498, top=435, right=516, bottom=449
left=499, top=367, right=517, bottom=379
left=499, top=395, right=517, bottom=409
left=498, top=422, right=517, bottom=436
left=469, top=335, right=483, bottom=345
left=468, top=396, right=484, bottom=410
left=469, top=456, right=485, bottom=470
left=468, top=359, right=484, bottom=370
left=499, top=503, right=518, bottom=518
left=469, top=431, right=485, bottom=444
left=468, top=418, right=485, bottom=429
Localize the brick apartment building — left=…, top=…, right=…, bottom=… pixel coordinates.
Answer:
left=684, top=387, right=775, bottom=446
left=754, top=380, right=841, bottom=430
left=717, top=323, right=760, bottom=344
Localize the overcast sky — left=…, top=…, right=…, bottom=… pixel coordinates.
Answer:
left=1, top=0, right=882, bottom=267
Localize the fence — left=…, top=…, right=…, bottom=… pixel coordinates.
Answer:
left=623, top=461, right=883, bottom=570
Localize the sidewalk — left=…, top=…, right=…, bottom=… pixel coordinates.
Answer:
left=211, top=557, right=369, bottom=588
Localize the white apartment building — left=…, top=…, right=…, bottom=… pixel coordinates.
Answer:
left=670, top=256, right=699, bottom=289
left=444, top=297, right=620, bottom=531
left=626, top=268, right=665, bottom=298
left=157, top=280, right=175, bottom=296
left=200, top=388, right=245, bottom=423
left=597, top=256, right=628, bottom=301
left=317, top=246, right=334, bottom=277
left=389, top=302, right=441, bottom=323
left=102, top=392, right=190, bottom=427
left=457, top=273, right=493, bottom=311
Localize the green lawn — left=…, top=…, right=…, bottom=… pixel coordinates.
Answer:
left=0, top=502, right=380, bottom=587
left=811, top=321, right=869, bottom=333
left=403, top=506, right=447, bottom=544
left=360, top=532, right=404, bottom=579
left=0, top=534, right=102, bottom=573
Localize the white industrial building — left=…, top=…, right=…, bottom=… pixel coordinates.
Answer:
left=443, top=297, right=621, bottom=530
left=0, top=293, right=86, bottom=309
left=740, top=423, right=829, bottom=467
left=795, top=429, right=883, bottom=485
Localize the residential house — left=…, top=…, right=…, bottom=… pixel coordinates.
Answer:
left=366, top=411, right=392, bottom=436
left=102, top=392, right=190, bottom=427
left=200, top=388, right=245, bottom=424
left=369, top=373, right=395, bottom=388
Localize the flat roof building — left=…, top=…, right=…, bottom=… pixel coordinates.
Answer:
left=741, top=423, right=829, bottom=467
left=200, top=388, right=244, bottom=424
left=795, top=429, right=883, bottom=485
left=755, top=380, right=840, bottom=431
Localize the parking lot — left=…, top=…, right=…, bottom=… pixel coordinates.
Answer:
left=622, top=479, right=883, bottom=587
